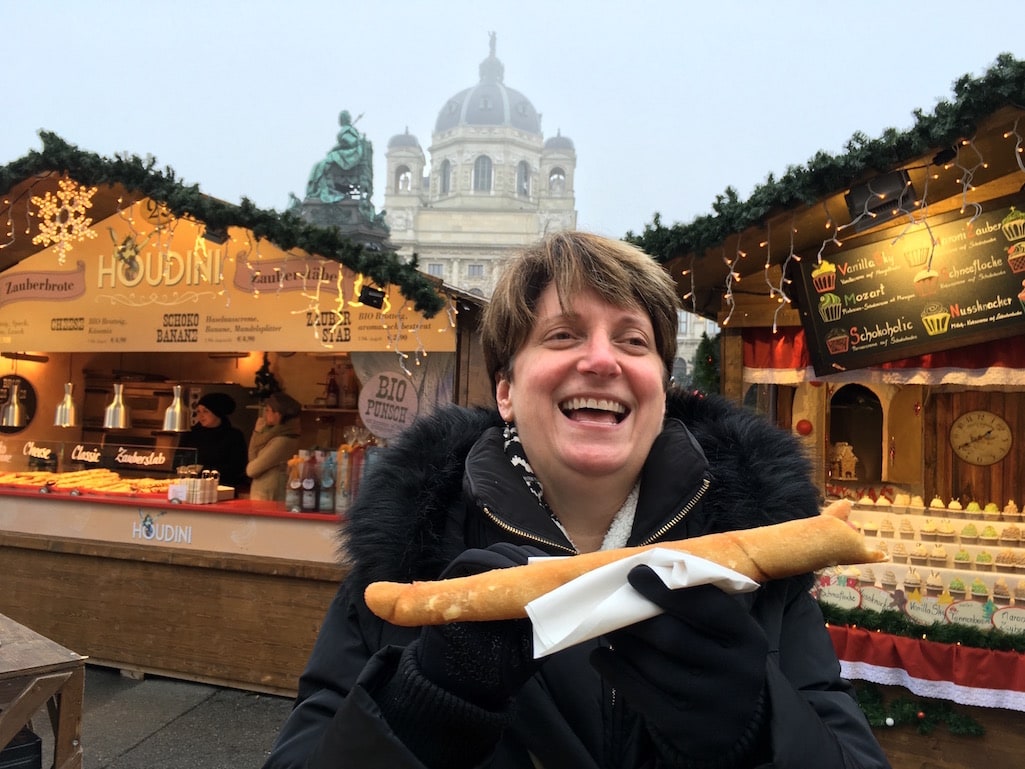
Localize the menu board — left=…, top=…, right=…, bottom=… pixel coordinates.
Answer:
left=795, top=192, right=1025, bottom=376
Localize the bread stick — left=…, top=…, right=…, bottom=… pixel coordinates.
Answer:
left=364, top=500, right=885, bottom=626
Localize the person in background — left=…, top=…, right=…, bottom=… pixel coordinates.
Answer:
left=177, top=392, right=248, bottom=490
left=262, top=231, right=890, bottom=769
left=247, top=392, right=303, bottom=501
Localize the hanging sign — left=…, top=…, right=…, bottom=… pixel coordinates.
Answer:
left=0, top=198, right=455, bottom=354
left=795, top=192, right=1025, bottom=376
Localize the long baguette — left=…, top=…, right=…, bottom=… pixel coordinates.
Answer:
left=364, top=500, right=885, bottom=626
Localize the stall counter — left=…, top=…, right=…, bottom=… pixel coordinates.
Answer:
left=0, top=489, right=346, bottom=695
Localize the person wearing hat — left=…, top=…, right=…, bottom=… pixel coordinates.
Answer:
left=178, top=392, right=248, bottom=490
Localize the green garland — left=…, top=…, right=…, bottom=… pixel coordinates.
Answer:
left=0, top=132, right=446, bottom=317
left=627, top=53, right=1025, bottom=263
left=854, top=682, right=985, bottom=736
left=820, top=603, right=1025, bottom=653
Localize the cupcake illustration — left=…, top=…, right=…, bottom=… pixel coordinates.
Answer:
left=920, top=301, right=950, bottom=336
left=1008, top=242, right=1025, bottom=274
left=810, top=260, right=838, bottom=293
left=913, top=268, right=940, bottom=297
left=903, top=247, right=930, bottom=268
left=818, top=292, right=842, bottom=322
left=1018, top=279, right=1025, bottom=312
left=1000, top=207, right=1025, bottom=242
left=825, top=327, right=849, bottom=355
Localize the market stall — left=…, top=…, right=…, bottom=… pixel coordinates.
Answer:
left=632, top=56, right=1025, bottom=767
left=0, top=137, right=492, bottom=693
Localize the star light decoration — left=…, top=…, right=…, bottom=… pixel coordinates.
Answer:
left=30, top=178, right=99, bottom=264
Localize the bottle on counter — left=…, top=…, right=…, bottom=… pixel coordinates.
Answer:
left=340, top=359, right=358, bottom=409
left=325, top=367, right=340, bottom=408
left=318, top=450, right=336, bottom=513
left=335, top=446, right=351, bottom=518
left=284, top=454, right=303, bottom=513
left=299, top=449, right=319, bottom=513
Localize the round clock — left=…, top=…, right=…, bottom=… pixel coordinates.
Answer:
left=948, top=410, right=1013, bottom=466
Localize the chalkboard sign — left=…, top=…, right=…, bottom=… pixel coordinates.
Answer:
left=795, top=192, right=1025, bottom=376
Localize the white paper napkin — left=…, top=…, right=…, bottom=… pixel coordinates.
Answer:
left=526, top=548, right=759, bottom=657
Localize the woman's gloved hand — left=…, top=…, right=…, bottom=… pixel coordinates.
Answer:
left=590, top=565, right=769, bottom=766
left=414, top=542, right=547, bottom=709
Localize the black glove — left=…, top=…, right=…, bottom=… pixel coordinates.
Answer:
left=590, top=565, right=769, bottom=767
left=414, top=542, right=547, bottom=710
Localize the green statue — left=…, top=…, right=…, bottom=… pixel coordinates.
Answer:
left=306, top=110, right=374, bottom=203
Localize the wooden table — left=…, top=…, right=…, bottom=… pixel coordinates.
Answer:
left=0, top=613, right=86, bottom=769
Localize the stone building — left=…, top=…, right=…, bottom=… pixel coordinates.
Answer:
left=383, top=34, right=577, bottom=297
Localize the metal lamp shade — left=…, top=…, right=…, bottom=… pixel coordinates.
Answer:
left=1, top=381, right=25, bottom=427
left=162, top=385, right=190, bottom=432
left=103, top=383, right=131, bottom=429
left=54, top=382, right=78, bottom=427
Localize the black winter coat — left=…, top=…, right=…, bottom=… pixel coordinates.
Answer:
left=263, top=390, right=891, bottom=769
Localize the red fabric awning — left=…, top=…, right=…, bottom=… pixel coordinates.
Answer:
left=743, top=328, right=1025, bottom=386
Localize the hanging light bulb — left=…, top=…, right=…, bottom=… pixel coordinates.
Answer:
left=162, top=385, right=190, bottom=432
left=103, top=383, right=131, bottom=429
left=1, top=379, right=26, bottom=428
left=54, top=382, right=78, bottom=427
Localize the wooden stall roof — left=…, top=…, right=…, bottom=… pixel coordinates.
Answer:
left=629, top=54, right=1025, bottom=327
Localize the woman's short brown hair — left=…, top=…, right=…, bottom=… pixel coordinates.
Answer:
left=481, top=231, right=681, bottom=386
left=265, top=392, right=302, bottom=421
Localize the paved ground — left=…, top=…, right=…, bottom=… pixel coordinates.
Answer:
left=33, top=665, right=294, bottom=769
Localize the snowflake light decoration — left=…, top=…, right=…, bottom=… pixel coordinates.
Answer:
left=31, top=178, right=99, bottom=264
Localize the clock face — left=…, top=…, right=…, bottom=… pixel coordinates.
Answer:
left=949, top=410, right=1013, bottom=466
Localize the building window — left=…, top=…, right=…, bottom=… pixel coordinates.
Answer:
left=677, top=310, right=690, bottom=335
left=705, top=320, right=719, bottom=336
left=439, top=160, right=451, bottom=195
left=396, top=166, right=412, bottom=192
left=466, top=263, right=484, bottom=279
left=548, top=167, right=566, bottom=194
left=516, top=161, right=531, bottom=198
left=426, top=263, right=445, bottom=278
left=473, top=156, right=493, bottom=193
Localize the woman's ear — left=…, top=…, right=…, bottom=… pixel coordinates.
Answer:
left=495, top=375, right=514, bottom=421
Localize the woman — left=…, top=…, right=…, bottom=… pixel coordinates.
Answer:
left=263, top=232, right=890, bottom=768
left=177, top=392, right=247, bottom=490
left=246, top=392, right=303, bottom=501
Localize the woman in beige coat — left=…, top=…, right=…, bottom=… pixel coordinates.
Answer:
left=246, top=392, right=303, bottom=501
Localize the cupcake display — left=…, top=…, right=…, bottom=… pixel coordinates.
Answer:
left=818, top=292, right=842, bottom=322
left=899, top=518, right=916, bottom=540
left=913, top=269, right=940, bottom=297
left=983, top=502, right=1002, bottom=520
left=1008, top=242, right=1025, bottom=273
left=920, top=302, right=951, bottom=336
left=953, top=547, right=972, bottom=567
left=925, top=570, right=945, bottom=597
left=811, top=260, right=838, bottom=293
left=970, top=577, right=991, bottom=601
left=879, top=517, right=895, bottom=538
left=996, top=549, right=1018, bottom=570
left=825, top=327, right=849, bottom=355
left=919, top=519, right=937, bottom=541
left=1000, top=525, right=1021, bottom=545
left=960, top=523, right=978, bottom=544
left=993, top=578, right=1012, bottom=605
left=1016, top=580, right=1025, bottom=603
left=1005, top=500, right=1021, bottom=521
left=903, top=567, right=923, bottom=593
left=910, top=542, right=930, bottom=566
left=936, top=519, right=957, bottom=542
left=930, top=543, right=948, bottom=567
left=980, top=524, right=1000, bottom=544
left=976, top=550, right=995, bottom=571
left=1001, top=206, right=1025, bottom=242
left=949, top=576, right=968, bottom=599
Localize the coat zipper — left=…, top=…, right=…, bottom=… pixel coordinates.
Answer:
left=481, top=505, right=577, bottom=553
left=638, top=475, right=711, bottom=546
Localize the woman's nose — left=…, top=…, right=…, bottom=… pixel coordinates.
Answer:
left=578, top=334, right=621, bottom=375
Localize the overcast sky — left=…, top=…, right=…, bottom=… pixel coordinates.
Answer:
left=3, top=1, right=1022, bottom=240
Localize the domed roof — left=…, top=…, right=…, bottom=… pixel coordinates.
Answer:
left=388, top=128, right=421, bottom=149
left=434, top=34, right=541, bottom=136
left=544, top=130, right=574, bottom=151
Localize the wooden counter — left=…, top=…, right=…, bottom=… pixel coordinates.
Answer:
left=0, top=490, right=346, bottom=696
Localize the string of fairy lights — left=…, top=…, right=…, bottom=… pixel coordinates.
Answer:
left=705, top=116, right=1025, bottom=331
left=0, top=181, right=457, bottom=377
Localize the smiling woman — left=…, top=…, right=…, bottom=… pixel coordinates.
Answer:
left=262, top=230, right=890, bottom=769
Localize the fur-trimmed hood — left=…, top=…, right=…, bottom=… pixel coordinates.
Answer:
left=342, top=390, right=820, bottom=589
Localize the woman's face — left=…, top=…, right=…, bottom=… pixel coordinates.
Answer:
left=495, top=284, right=666, bottom=490
left=194, top=405, right=222, bottom=429
left=263, top=405, right=281, bottom=426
